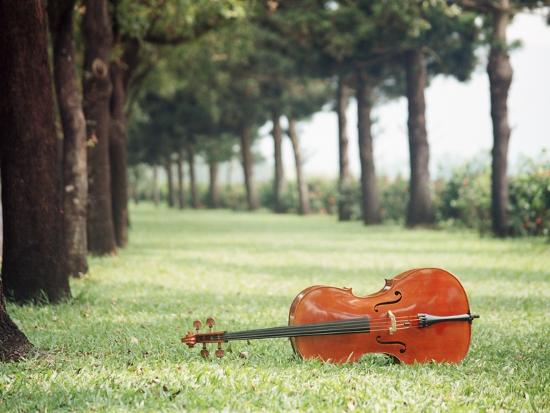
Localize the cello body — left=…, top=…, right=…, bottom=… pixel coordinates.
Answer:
left=289, top=268, right=472, bottom=364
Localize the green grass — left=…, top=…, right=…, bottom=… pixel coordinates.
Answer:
left=1, top=204, right=549, bottom=412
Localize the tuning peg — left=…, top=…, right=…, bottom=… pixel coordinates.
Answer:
left=206, top=317, right=215, bottom=330
left=193, top=320, right=202, bottom=331
left=181, top=331, right=196, bottom=347
left=200, top=343, right=209, bottom=358
left=215, top=342, right=224, bottom=358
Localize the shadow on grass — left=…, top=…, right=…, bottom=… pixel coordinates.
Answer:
left=20, top=286, right=546, bottom=363
left=127, top=234, right=537, bottom=256
left=111, top=251, right=550, bottom=285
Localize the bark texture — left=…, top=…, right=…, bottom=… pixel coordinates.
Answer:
left=82, top=0, right=116, bottom=254
left=240, top=127, right=259, bottom=210
left=272, top=112, right=285, bottom=212
left=109, top=61, right=129, bottom=247
left=165, top=158, right=174, bottom=208
left=288, top=117, right=310, bottom=215
left=356, top=70, right=381, bottom=224
left=48, top=0, right=88, bottom=276
left=0, top=1, right=35, bottom=352
left=405, top=48, right=434, bottom=226
left=177, top=151, right=186, bottom=209
left=208, top=161, right=220, bottom=208
left=187, top=148, right=199, bottom=209
left=0, top=0, right=71, bottom=302
left=0, top=280, right=32, bottom=361
left=152, top=165, right=160, bottom=206
left=337, top=76, right=352, bottom=221
left=488, top=1, right=513, bottom=237
left=108, top=38, right=139, bottom=245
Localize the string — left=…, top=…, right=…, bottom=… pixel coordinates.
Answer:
left=223, top=316, right=422, bottom=341
left=192, top=314, right=476, bottom=343
left=228, top=315, right=419, bottom=334
left=225, top=316, right=420, bottom=339
left=224, top=323, right=421, bottom=341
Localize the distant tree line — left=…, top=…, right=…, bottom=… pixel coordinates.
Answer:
left=129, top=0, right=548, bottom=235
left=0, top=0, right=548, bottom=361
left=130, top=154, right=549, bottom=237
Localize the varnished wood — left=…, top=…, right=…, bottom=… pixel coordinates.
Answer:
left=289, top=268, right=473, bottom=364
left=183, top=268, right=477, bottom=364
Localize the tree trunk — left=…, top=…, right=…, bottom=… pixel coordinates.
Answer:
left=337, top=76, right=352, bottom=221
left=120, top=38, right=140, bottom=96
left=0, top=177, right=30, bottom=358
left=272, top=112, right=285, bottom=212
left=208, top=161, right=220, bottom=208
left=109, top=61, right=129, bottom=247
left=356, top=69, right=381, bottom=224
left=488, top=1, right=513, bottom=237
left=48, top=0, right=88, bottom=276
left=177, top=151, right=186, bottom=209
left=152, top=165, right=160, bottom=206
left=226, top=159, right=233, bottom=189
left=405, top=48, right=434, bottom=227
left=0, top=280, right=32, bottom=361
left=129, top=169, right=138, bottom=205
left=0, top=0, right=71, bottom=302
left=165, top=158, right=174, bottom=208
left=288, top=117, right=310, bottom=215
left=240, top=126, right=259, bottom=210
left=107, top=37, right=139, bottom=243
left=187, top=148, right=199, bottom=209
left=82, top=0, right=116, bottom=254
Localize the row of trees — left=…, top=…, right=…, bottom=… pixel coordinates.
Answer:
left=0, top=0, right=244, bottom=360
left=130, top=0, right=547, bottom=236
left=0, top=0, right=548, bottom=361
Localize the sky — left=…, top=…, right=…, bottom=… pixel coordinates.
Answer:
left=250, top=11, right=550, bottom=181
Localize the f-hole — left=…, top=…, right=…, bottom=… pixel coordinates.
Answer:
left=374, top=291, right=402, bottom=312
left=376, top=336, right=407, bottom=353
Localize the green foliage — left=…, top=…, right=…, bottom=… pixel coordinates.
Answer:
left=221, top=154, right=550, bottom=239
left=128, top=92, right=179, bottom=164
left=435, top=154, right=550, bottom=237
left=379, top=176, right=409, bottom=223
left=128, top=164, right=155, bottom=202
left=1, top=206, right=549, bottom=411
left=284, top=79, right=333, bottom=120
left=199, top=133, right=238, bottom=165
left=117, top=0, right=249, bottom=114
left=508, top=156, right=550, bottom=237
left=305, top=178, right=339, bottom=215
left=122, top=1, right=547, bottom=240
left=259, top=177, right=407, bottom=220
left=275, top=0, right=479, bottom=97
left=218, top=185, right=248, bottom=211
left=116, top=0, right=246, bottom=41
left=128, top=154, right=550, bottom=240
left=435, top=157, right=492, bottom=233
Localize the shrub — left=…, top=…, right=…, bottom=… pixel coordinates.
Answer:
left=507, top=156, right=550, bottom=237
left=435, top=153, right=550, bottom=238
left=258, top=181, right=297, bottom=213
left=307, top=178, right=339, bottom=215
left=259, top=179, right=343, bottom=215
left=219, top=185, right=248, bottom=210
left=379, top=176, right=409, bottom=223
left=435, top=157, right=492, bottom=234
left=133, top=153, right=550, bottom=239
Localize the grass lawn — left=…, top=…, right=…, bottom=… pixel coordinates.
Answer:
left=1, top=204, right=549, bottom=412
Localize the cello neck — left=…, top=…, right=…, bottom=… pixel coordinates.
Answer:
left=224, top=317, right=372, bottom=341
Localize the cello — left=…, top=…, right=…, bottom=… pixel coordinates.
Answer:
left=182, top=268, right=479, bottom=364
